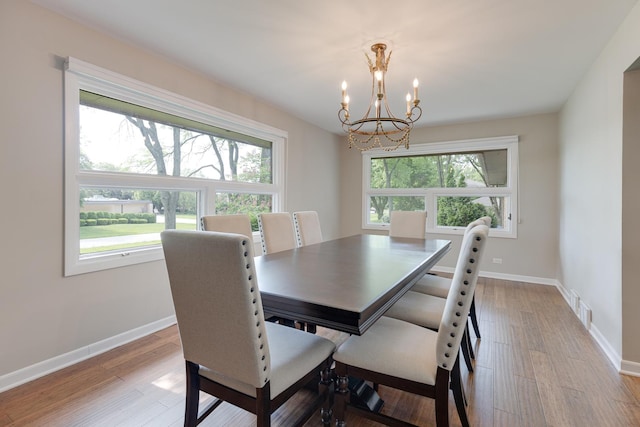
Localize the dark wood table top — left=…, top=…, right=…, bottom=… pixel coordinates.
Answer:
left=255, top=234, right=451, bottom=335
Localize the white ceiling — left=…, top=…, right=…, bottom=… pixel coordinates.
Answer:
left=34, top=0, right=638, bottom=134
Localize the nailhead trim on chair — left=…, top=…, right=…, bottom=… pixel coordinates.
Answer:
left=293, top=214, right=302, bottom=247
left=258, top=217, right=267, bottom=255
left=243, top=238, right=269, bottom=383
left=439, top=229, right=485, bottom=370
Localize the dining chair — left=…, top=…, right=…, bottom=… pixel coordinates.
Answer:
left=333, top=224, right=488, bottom=427
left=388, top=210, right=427, bottom=239
left=388, top=216, right=492, bottom=375
left=258, top=212, right=309, bottom=330
left=411, top=215, right=491, bottom=339
left=388, top=211, right=479, bottom=369
left=161, top=230, right=335, bottom=427
left=384, top=290, right=477, bottom=378
left=293, top=211, right=323, bottom=246
left=201, top=214, right=253, bottom=239
left=383, top=218, right=491, bottom=422
left=201, top=213, right=284, bottom=322
left=258, top=212, right=297, bottom=255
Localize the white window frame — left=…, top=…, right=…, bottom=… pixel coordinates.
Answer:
left=64, top=58, right=286, bottom=276
left=362, top=135, right=518, bottom=238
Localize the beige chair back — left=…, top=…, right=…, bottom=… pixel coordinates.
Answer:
left=464, top=216, right=491, bottom=234
left=293, top=211, right=323, bottom=246
left=389, top=210, right=427, bottom=239
left=258, top=213, right=297, bottom=254
left=480, top=216, right=492, bottom=227
left=436, top=224, right=488, bottom=371
left=161, top=230, right=270, bottom=389
left=201, top=214, right=253, bottom=239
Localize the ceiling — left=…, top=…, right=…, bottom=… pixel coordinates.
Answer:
left=34, top=0, right=638, bottom=134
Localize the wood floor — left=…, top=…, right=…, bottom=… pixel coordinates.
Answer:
left=2, top=278, right=640, bottom=426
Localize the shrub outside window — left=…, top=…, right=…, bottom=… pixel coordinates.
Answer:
left=64, top=58, right=286, bottom=275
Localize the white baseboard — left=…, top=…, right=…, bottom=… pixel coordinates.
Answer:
left=621, top=359, right=640, bottom=377
left=551, top=282, right=640, bottom=376
left=555, top=282, right=573, bottom=306
left=430, top=267, right=560, bottom=287
left=589, top=322, right=623, bottom=371
left=0, top=315, right=177, bottom=393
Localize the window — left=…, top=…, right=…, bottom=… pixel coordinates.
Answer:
left=64, top=58, right=286, bottom=275
left=363, top=136, right=518, bottom=238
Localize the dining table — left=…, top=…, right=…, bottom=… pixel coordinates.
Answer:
left=255, top=234, right=451, bottom=336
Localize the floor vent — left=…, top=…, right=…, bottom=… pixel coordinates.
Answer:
left=570, top=290, right=580, bottom=315
left=579, top=301, right=592, bottom=330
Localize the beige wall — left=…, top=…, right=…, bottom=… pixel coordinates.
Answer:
left=622, top=68, right=640, bottom=364
left=0, top=0, right=342, bottom=380
left=340, top=114, right=560, bottom=280
left=559, top=2, right=640, bottom=366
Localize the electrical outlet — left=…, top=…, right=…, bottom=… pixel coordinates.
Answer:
left=492, top=258, right=502, bottom=264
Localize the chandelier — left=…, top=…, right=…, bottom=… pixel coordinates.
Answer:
left=338, top=43, right=422, bottom=151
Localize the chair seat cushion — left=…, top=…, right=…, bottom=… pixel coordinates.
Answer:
left=200, top=322, right=335, bottom=398
left=411, top=274, right=451, bottom=298
left=383, top=291, right=446, bottom=330
left=333, top=316, right=438, bottom=386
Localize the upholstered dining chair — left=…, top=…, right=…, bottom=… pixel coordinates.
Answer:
left=333, top=224, right=488, bottom=427
left=161, top=230, right=335, bottom=427
left=258, top=212, right=297, bottom=255
left=201, top=213, right=284, bottom=322
left=383, top=218, right=490, bottom=423
left=388, top=210, right=427, bottom=239
left=388, top=211, right=478, bottom=368
left=388, top=216, right=492, bottom=375
left=293, top=211, right=323, bottom=247
left=201, top=214, right=253, bottom=239
left=411, top=215, right=492, bottom=339
left=258, top=212, right=308, bottom=329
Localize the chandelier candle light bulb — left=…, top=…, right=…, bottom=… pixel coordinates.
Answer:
left=341, top=81, right=350, bottom=115
left=338, top=43, right=423, bottom=151
left=406, top=93, right=412, bottom=115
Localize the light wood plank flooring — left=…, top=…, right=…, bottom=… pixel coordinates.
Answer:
left=2, top=278, right=640, bottom=426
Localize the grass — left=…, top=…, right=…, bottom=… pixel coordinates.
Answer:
left=80, top=220, right=196, bottom=239
left=79, top=215, right=197, bottom=253
left=79, top=222, right=195, bottom=239
left=81, top=241, right=161, bottom=254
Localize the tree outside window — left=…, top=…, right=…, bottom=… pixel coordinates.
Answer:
left=363, top=136, right=517, bottom=237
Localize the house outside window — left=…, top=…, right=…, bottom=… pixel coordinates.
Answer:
left=64, top=58, right=286, bottom=276
left=362, top=136, right=518, bottom=238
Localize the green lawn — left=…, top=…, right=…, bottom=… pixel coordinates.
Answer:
left=79, top=221, right=196, bottom=255
left=81, top=241, right=162, bottom=254
left=80, top=222, right=195, bottom=239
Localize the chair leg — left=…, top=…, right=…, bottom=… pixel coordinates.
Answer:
left=460, top=327, right=474, bottom=373
left=450, top=358, right=470, bottom=427
left=465, top=322, right=475, bottom=360
left=280, top=318, right=296, bottom=328
left=319, top=365, right=333, bottom=426
left=184, top=361, right=200, bottom=427
left=255, top=384, right=271, bottom=427
left=435, top=367, right=450, bottom=427
left=334, top=371, right=349, bottom=427
left=470, top=296, right=481, bottom=339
